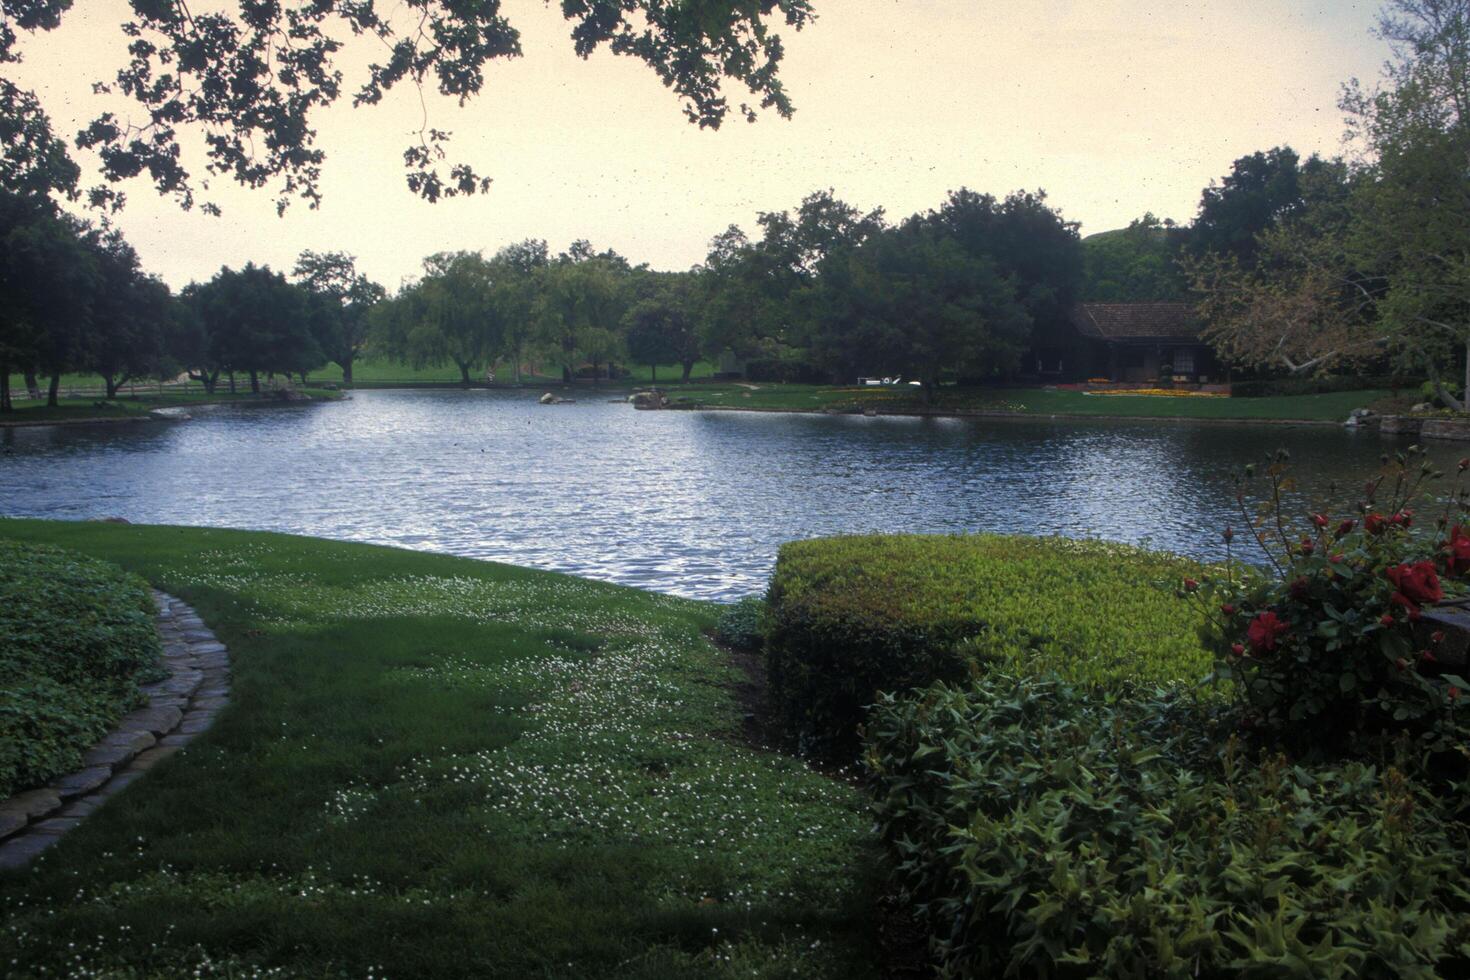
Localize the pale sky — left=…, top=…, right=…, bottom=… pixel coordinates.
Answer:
left=9, top=1, right=1388, bottom=291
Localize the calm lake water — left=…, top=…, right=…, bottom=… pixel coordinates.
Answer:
left=0, top=389, right=1456, bottom=601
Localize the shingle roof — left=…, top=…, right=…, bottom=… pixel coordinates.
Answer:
left=1070, top=303, right=1201, bottom=341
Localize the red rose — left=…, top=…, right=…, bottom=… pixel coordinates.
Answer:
left=1335, top=519, right=1355, bottom=538
left=1329, top=554, right=1344, bottom=564
left=1392, top=510, right=1414, bottom=528
left=1312, top=513, right=1329, bottom=529
left=1387, top=561, right=1443, bottom=607
left=1446, top=525, right=1470, bottom=576
left=1433, top=630, right=1446, bottom=644
left=1183, top=578, right=1199, bottom=592
left=1247, top=611, right=1289, bottom=654
left=1231, top=642, right=1246, bottom=656
left=1300, top=539, right=1315, bottom=555
left=1380, top=612, right=1395, bottom=626
left=1220, top=604, right=1236, bottom=616
left=1365, top=513, right=1387, bottom=535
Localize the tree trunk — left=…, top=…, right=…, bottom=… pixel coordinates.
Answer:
left=457, top=360, right=472, bottom=387
left=592, top=360, right=601, bottom=385
left=1463, top=336, right=1469, bottom=411
left=681, top=360, right=694, bottom=383
left=47, top=372, right=61, bottom=408
left=24, top=369, right=40, bottom=400
left=228, top=371, right=237, bottom=394
left=0, top=359, right=11, bottom=412
left=341, top=358, right=353, bottom=386
left=512, top=350, right=521, bottom=385
left=105, top=375, right=120, bottom=399
left=249, top=369, right=260, bottom=394
left=651, top=364, right=657, bottom=383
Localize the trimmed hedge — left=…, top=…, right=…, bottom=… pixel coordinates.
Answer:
left=1229, top=375, right=1412, bottom=398
left=763, top=534, right=1211, bottom=757
left=866, top=672, right=1470, bottom=978
left=0, top=540, right=164, bottom=798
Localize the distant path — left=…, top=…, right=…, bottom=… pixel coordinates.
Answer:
left=0, top=592, right=231, bottom=870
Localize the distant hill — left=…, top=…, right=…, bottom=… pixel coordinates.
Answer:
left=1080, top=219, right=1189, bottom=303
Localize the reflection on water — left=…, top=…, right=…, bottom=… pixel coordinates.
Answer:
left=0, top=390, right=1452, bottom=601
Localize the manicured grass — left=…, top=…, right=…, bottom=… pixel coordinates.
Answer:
left=0, top=521, right=877, bottom=978
left=671, top=383, right=1393, bottom=421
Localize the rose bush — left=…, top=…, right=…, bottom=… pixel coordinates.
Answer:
left=1192, top=447, right=1470, bottom=752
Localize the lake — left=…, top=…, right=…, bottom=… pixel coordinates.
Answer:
left=0, top=389, right=1452, bottom=601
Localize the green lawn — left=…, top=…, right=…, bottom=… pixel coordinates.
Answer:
left=671, top=383, right=1394, bottom=421
left=0, top=389, right=342, bottom=424
left=0, top=521, right=877, bottom=978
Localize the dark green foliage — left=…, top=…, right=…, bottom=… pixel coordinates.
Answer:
left=0, top=539, right=163, bottom=798
left=866, top=670, right=1470, bottom=979
left=713, top=596, right=765, bottom=650
left=763, top=534, right=1210, bottom=757
left=1199, top=447, right=1470, bottom=752
left=1081, top=215, right=1188, bottom=302
left=1229, top=375, right=1409, bottom=397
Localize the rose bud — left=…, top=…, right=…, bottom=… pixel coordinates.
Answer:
left=1396, top=657, right=1409, bottom=671
left=1312, top=513, right=1329, bottom=529
left=1459, top=458, right=1468, bottom=472
left=1365, top=513, right=1387, bottom=535
left=1451, top=686, right=1462, bottom=701
left=1222, top=526, right=1234, bottom=544
left=1380, top=613, right=1395, bottom=626
left=1300, top=539, right=1315, bottom=555
left=1433, top=630, right=1446, bottom=644
left=1335, top=519, right=1355, bottom=538
left=1220, top=604, right=1236, bottom=616
left=1183, top=578, right=1199, bottom=592
left=1329, top=554, right=1344, bottom=564
left=1423, top=649, right=1439, bottom=664
left=1231, top=643, right=1245, bottom=656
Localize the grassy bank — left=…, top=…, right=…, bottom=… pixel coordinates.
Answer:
left=0, top=389, right=342, bottom=425
left=0, top=521, right=877, bottom=978
left=669, top=383, right=1398, bottom=421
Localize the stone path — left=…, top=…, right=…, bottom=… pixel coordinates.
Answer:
left=0, top=591, right=230, bottom=871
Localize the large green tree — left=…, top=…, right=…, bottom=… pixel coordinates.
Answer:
left=1342, top=0, right=1470, bottom=406
left=187, top=263, right=320, bottom=393
left=375, top=251, right=499, bottom=386
left=538, top=245, right=631, bottom=382
left=292, top=251, right=385, bottom=386
left=81, top=225, right=171, bottom=398
left=809, top=221, right=1030, bottom=400
left=0, top=190, right=94, bottom=409
left=2, top=0, right=812, bottom=211
left=623, top=270, right=701, bottom=382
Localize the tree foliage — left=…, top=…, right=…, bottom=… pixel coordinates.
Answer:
left=1, top=0, right=812, bottom=212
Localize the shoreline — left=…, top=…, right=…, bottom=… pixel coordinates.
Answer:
left=0, top=392, right=339, bottom=429
left=671, top=402, right=1347, bottom=427
left=2, top=384, right=1385, bottom=430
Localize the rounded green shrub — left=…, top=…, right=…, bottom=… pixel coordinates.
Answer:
left=0, top=540, right=164, bottom=798
left=763, top=533, right=1212, bottom=758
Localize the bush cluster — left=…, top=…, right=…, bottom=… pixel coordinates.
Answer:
left=1229, top=375, right=1411, bottom=398
left=712, top=596, right=765, bottom=651
left=866, top=671, right=1470, bottom=979
left=764, top=533, right=1211, bottom=757
left=1195, top=449, right=1470, bottom=752
left=0, top=540, right=164, bottom=798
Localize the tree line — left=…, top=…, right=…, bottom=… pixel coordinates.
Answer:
left=5, top=1, right=1469, bottom=410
